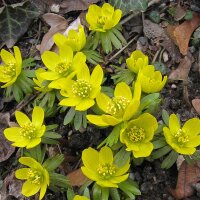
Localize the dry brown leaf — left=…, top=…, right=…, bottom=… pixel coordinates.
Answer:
left=168, top=54, right=192, bottom=81
left=170, top=161, right=200, bottom=199
left=192, top=99, right=200, bottom=115
left=39, top=13, right=68, bottom=54
left=167, top=13, right=200, bottom=55
left=60, top=0, right=99, bottom=13
left=67, top=168, right=88, bottom=186
left=143, top=19, right=181, bottom=62
left=0, top=112, right=15, bottom=162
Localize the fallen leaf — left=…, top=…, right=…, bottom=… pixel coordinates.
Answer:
left=143, top=19, right=181, bottom=62
left=168, top=54, right=192, bottom=81
left=170, top=161, right=200, bottom=199
left=0, top=113, right=15, bottom=162
left=39, top=13, right=68, bottom=54
left=60, top=0, right=99, bottom=14
left=0, top=171, right=23, bottom=200
left=192, top=99, right=200, bottom=115
left=0, top=1, right=40, bottom=48
left=167, top=13, right=200, bottom=55
left=67, top=168, right=88, bottom=186
left=174, top=5, right=186, bottom=21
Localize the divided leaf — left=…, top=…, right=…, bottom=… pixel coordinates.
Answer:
left=0, top=1, right=40, bottom=48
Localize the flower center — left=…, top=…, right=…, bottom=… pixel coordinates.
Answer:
left=107, top=96, right=130, bottom=117
left=97, top=16, right=107, bottom=27
left=72, top=79, right=92, bottom=98
left=28, top=169, right=42, bottom=185
left=20, top=122, right=37, bottom=139
left=2, top=62, right=16, bottom=78
left=55, top=62, right=70, bottom=74
left=174, top=129, right=189, bottom=144
left=97, top=163, right=116, bottom=179
left=127, top=125, right=145, bottom=142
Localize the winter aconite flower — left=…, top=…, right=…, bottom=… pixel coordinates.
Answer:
left=15, top=157, right=49, bottom=200
left=0, top=46, right=22, bottom=88
left=163, top=114, right=200, bottom=155
left=137, top=65, right=167, bottom=93
left=87, top=82, right=141, bottom=126
left=86, top=3, right=122, bottom=32
left=40, top=46, right=86, bottom=86
left=120, top=113, right=158, bottom=158
left=54, top=25, right=86, bottom=52
left=126, top=50, right=149, bottom=74
left=4, top=106, right=46, bottom=149
left=73, top=195, right=89, bottom=200
left=81, top=146, right=130, bottom=188
left=54, top=64, right=103, bottom=111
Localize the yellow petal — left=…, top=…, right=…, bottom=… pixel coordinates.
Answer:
left=110, top=174, right=129, bottom=183
left=75, top=99, right=95, bottom=111
left=59, top=45, right=73, bottom=62
left=14, top=46, right=22, bottom=69
left=132, top=142, right=154, bottom=158
left=182, top=118, right=200, bottom=136
left=39, top=181, right=48, bottom=200
left=77, top=64, right=90, bottom=81
left=32, top=106, right=44, bottom=128
left=1, top=49, right=15, bottom=64
left=15, top=111, right=31, bottom=127
left=71, top=52, right=86, bottom=72
left=90, top=65, right=103, bottom=88
left=22, top=180, right=40, bottom=197
left=40, top=71, right=60, bottom=80
left=15, top=168, right=29, bottom=179
left=26, top=138, right=41, bottom=149
left=186, top=135, right=200, bottom=147
left=53, top=33, right=67, bottom=48
left=115, top=159, right=130, bottom=176
left=19, top=157, right=43, bottom=170
left=96, top=180, right=118, bottom=188
left=114, top=82, right=132, bottom=100
left=111, top=9, right=122, bottom=27
left=41, top=51, right=59, bottom=71
left=96, top=93, right=111, bottom=113
left=59, top=97, right=81, bottom=107
left=4, top=127, right=21, bottom=141
left=169, top=114, right=180, bottom=134
left=102, top=114, right=121, bottom=126
left=81, top=167, right=99, bottom=181
left=86, top=115, right=109, bottom=127
left=99, top=146, right=113, bottom=165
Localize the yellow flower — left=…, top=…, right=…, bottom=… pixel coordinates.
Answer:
left=87, top=81, right=141, bottom=127
left=54, top=25, right=86, bottom=52
left=33, top=68, right=52, bottom=92
left=40, top=46, right=86, bottom=85
left=0, top=46, right=22, bottom=88
left=53, top=64, right=103, bottom=111
left=126, top=50, right=149, bottom=74
left=4, top=106, right=46, bottom=149
left=120, top=113, right=158, bottom=158
left=15, top=157, right=49, bottom=200
left=81, top=146, right=130, bottom=188
left=86, top=3, right=122, bottom=32
left=73, top=195, right=89, bottom=200
left=163, top=114, right=200, bottom=155
left=137, top=65, right=167, bottom=93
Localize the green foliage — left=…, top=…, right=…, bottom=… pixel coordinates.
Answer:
left=149, top=10, right=160, bottom=23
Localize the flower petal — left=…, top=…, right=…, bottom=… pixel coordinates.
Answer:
left=39, top=181, right=48, bottom=200
left=77, top=64, right=90, bottom=81
left=59, top=97, right=82, bottom=107
left=41, top=51, right=59, bottom=71
left=99, top=146, right=113, bottom=165
left=110, top=174, right=128, bottom=184
left=15, top=168, right=30, bottom=180
left=132, top=142, right=154, bottom=158
left=14, top=46, right=22, bottom=69
left=115, top=159, right=130, bottom=176
left=114, top=82, right=132, bottom=100
left=86, top=115, right=109, bottom=127
left=182, top=118, right=200, bottom=136
left=169, top=114, right=180, bottom=134
left=1, top=49, right=15, bottom=64
left=81, top=167, right=99, bottom=181
left=76, top=99, right=95, bottom=111
left=22, top=180, right=40, bottom=197
left=19, top=157, right=43, bottom=170
left=90, top=65, right=103, bottom=88
left=101, top=114, right=121, bottom=126
left=15, top=111, right=31, bottom=127
left=26, top=138, right=41, bottom=149
left=96, top=180, right=118, bottom=188
left=96, top=92, right=111, bottom=113
left=4, top=127, right=21, bottom=141
left=32, top=106, right=44, bottom=128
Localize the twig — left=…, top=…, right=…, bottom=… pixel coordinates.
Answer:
left=106, top=35, right=139, bottom=65
left=2, top=0, right=7, bottom=6
left=120, top=12, right=139, bottom=25
left=152, top=47, right=161, bottom=63
left=10, top=93, right=38, bottom=117
left=148, top=0, right=161, bottom=7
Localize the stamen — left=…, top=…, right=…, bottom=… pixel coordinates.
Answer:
left=72, top=79, right=92, bottom=98
left=127, top=125, right=145, bottom=142
left=55, top=62, right=70, bottom=74
left=2, top=62, right=16, bottom=78
left=174, top=129, right=189, bottom=144
left=20, top=122, right=37, bottom=139
left=28, top=169, right=42, bottom=185
left=97, top=163, right=116, bottom=179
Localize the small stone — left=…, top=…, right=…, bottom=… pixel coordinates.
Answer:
left=171, top=84, right=177, bottom=89
left=50, top=4, right=60, bottom=13
left=163, top=51, right=169, bottom=62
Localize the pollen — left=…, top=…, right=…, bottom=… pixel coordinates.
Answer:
left=2, top=62, right=16, bottom=78
left=97, top=16, right=107, bottom=26
left=97, top=163, right=116, bottom=179
left=55, top=62, right=70, bottom=74
left=175, top=129, right=189, bottom=144
left=20, top=122, right=37, bottom=139
left=28, top=169, right=42, bottom=185
left=107, top=96, right=130, bottom=116
left=127, top=125, right=145, bottom=142
left=72, top=79, right=92, bottom=98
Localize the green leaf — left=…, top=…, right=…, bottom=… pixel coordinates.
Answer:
left=101, top=187, right=109, bottom=200
left=50, top=172, right=70, bottom=190
left=43, top=131, right=61, bottom=139
left=100, top=32, right=112, bottom=54
left=162, top=109, right=169, bottom=126
left=108, top=30, right=122, bottom=49
left=93, top=183, right=102, bottom=200
left=152, top=138, right=167, bottom=149
left=152, top=145, right=172, bottom=159
left=46, top=124, right=58, bottom=131
left=83, top=187, right=91, bottom=198
left=119, top=179, right=141, bottom=195
left=161, top=150, right=178, bottom=169
left=149, top=10, right=160, bottom=23
left=22, top=58, right=36, bottom=68
left=153, top=62, right=167, bottom=75
left=101, top=86, right=114, bottom=97
left=83, top=50, right=103, bottom=65
left=43, top=154, right=64, bottom=171
left=112, top=26, right=127, bottom=44
left=0, top=1, right=40, bottom=48
left=74, top=110, right=83, bottom=130
left=110, top=188, right=121, bottom=200
left=41, top=137, right=59, bottom=144
left=66, top=188, right=75, bottom=200
left=184, top=10, right=193, bottom=20
left=114, top=147, right=131, bottom=167
left=109, top=0, right=148, bottom=15
left=64, top=107, right=76, bottom=125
